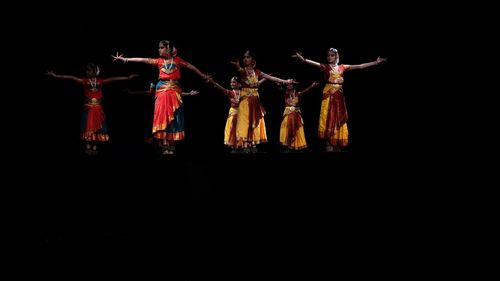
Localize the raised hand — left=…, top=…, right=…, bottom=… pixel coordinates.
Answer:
left=292, top=52, right=305, bottom=62
left=112, top=52, right=125, bottom=62
left=204, top=76, right=214, bottom=84
left=376, top=56, right=388, bottom=64
left=203, top=74, right=213, bottom=82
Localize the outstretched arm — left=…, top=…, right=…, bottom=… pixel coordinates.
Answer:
left=213, top=82, right=227, bottom=93
left=112, top=52, right=150, bottom=64
left=103, top=74, right=140, bottom=84
left=260, top=72, right=296, bottom=84
left=46, top=70, right=84, bottom=83
left=258, top=74, right=270, bottom=86
left=298, top=81, right=320, bottom=96
left=348, top=56, right=387, bottom=70
left=292, top=52, right=322, bottom=68
left=205, top=77, right=232, bottom=96
left=184, top=62, right=209, bottom=80
left=181, top=90, right=199, bottom=96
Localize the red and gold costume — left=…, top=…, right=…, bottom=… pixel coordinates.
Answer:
left=80, top=78, right=109, bottom=142
left=221, top=89, right=240, bottom=148
left=236, top=68, right=267, bottom=147
left=148, top=57, right=188, bottom=141
left=318, top=64, right=350, bottom=147
left=279, top=90, right=307, bottom=150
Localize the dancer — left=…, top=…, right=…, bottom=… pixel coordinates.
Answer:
left=293, top=48, right=386, bottom=151
left=46, top=63, right=138, bottom=155
left=276, top=81, right=319, bottom=151
left=112, top=40, right=209, bottom=155
left=206, top=75, right=267, bottom=152
left=231, top=50, right=295, bottom=151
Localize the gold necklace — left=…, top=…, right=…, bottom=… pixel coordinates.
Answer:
left=163, top=57, right=174, bottom=73
left=233, top=89, right=240, bottom=103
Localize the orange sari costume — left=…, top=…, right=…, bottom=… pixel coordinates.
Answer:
left=148, top=57, right=188, bottom=141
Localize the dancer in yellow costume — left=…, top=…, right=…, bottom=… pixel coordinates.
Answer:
left=277, top=81, right=319, bottom=151
left=231, top=50, right=295, bottom=151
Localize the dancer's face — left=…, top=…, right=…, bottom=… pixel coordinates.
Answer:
left=327, top=51, right=337, bottom=64
left=159, top=43, right=170, bottom=57
left=230, top=79, right=240, bottom=89
left=243, top=51, right=254, bottom=67
left=86, top=66, right=97, bottom=77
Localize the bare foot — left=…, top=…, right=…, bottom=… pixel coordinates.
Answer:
left=162, top=149, right=174, bottom=155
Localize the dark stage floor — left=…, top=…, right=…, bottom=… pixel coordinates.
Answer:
left=5, top=140, right=489, bottom=279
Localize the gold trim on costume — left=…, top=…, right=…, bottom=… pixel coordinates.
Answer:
left=85, top=98, right=102, bottom=105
